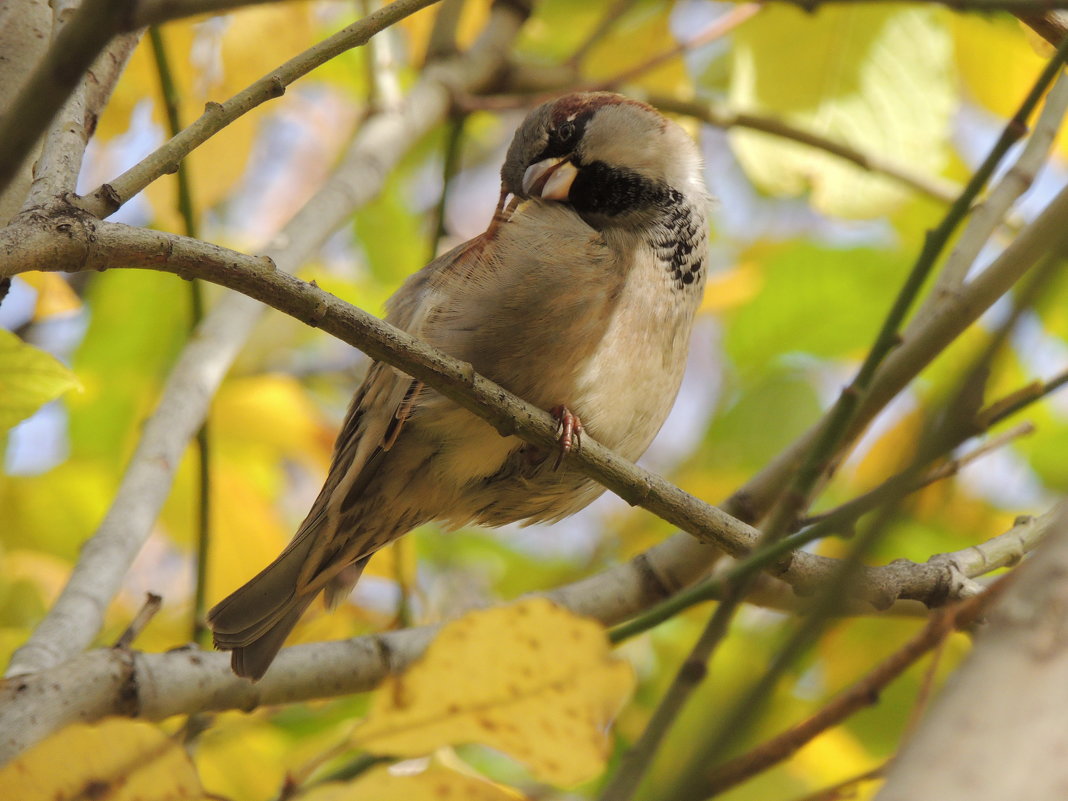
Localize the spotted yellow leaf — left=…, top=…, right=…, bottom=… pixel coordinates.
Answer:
left=0, top=720, right=208, bottom=800
left=352, top=598, right=635, bottom=787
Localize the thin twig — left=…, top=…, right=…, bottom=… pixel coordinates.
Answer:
left=590, top=4, right=760, bottom=91
left=799, top=422, right=1036, bottom=531
left=147, top=24, right=213, bottom=649
left=702, top=586, right=1003, bottom=797
left=113, top=593, right=164, bottom=650
left=921, top=70, right=1068, bottom=315
left=77, top=0, right=444, bottom=218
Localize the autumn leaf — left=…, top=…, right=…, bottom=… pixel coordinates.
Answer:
left=0, top=720, right=208, bottom=800
left=352, top=598, right=636, bottom=786
left=17, top=272, right=81, bottom=320
left=0, top=329, right=79, bottom=432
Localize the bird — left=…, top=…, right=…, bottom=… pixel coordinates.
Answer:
left=208, top=91, right=711, bottom=679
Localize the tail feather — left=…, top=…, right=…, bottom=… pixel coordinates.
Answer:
left=208, top=525, right=375, bottom=680
left=208, top=527, right=321, bottom=681
left=226, top=595, right=317, bottom=681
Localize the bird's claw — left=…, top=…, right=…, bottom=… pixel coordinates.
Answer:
left=550, top=405, right=583, bottom=471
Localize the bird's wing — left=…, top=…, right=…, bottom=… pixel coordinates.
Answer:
left=288, top=236, right=491, bottom=594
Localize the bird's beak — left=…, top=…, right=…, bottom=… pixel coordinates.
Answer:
left=522, top=157, right=578, bottom=201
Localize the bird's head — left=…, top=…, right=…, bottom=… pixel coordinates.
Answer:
left=499, top=92, right=707, bottom=231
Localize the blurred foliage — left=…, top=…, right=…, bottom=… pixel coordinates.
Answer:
left=2, top=1, right=1067, bottom=800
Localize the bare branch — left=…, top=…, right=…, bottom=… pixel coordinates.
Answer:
left=0, top=508, right=1055, bottom=765
left=77, top=0, right=445, bottom=218
left=921, top=70, right=1068, bottom=313
left=25, top=30, right=142, bottom=206
left=704, top=585, right=1006, bottom=797
left=0, top=0, right=137, bottom=196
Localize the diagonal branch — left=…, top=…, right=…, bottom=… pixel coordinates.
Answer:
left=2, top=198, right=1061, bottom=611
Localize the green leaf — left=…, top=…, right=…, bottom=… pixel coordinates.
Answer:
left=724, top=243, right=906, bottom=373
left=0, top=329, right=79, bottom=432
left=727, top=5, right=954, bottom=218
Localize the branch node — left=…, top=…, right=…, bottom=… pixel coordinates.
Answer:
left=677, top=658, right=707, bottom=684
left=267, top=74, right=286, bottom=98
left=92, top=183, right=122, bottom=216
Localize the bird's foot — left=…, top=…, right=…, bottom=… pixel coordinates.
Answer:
left=550, top=405, right=583, bottom=471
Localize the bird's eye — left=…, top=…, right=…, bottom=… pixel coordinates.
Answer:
left=557, top=121, right=576, bottom=143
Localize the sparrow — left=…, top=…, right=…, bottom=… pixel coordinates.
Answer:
left=208, top=92, right=711, bottom=679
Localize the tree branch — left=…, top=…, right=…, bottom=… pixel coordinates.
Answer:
left=2, top=205, right=1058, bottom=613
left=24, top=26, right=141, bottom=206
left=0, top=508, right=1055, bottom=766
left=703, top=583, right=1007, bottom=797
left=0, top=0, right=139, bottom=196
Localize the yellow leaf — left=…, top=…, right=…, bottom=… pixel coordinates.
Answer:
left=585, top=4, right=691, bottom=97
left=0, top=329, right=79, bottom=431
left=787, top=728, right=879, bottom=794
left=302, top=763, right=527, bottom=801
left=196, top=713, right=296, bottom=801
left=17, top=272, right=81, bottom=319
left=0, top=719, right=208, bottom=800
left=352, top=598, right=635, bottom=786
left=952, top=16, right=1068, bottom=159
left=214, top=374, right=333, bottom=468
left=729, top=6, right=953, bottom=217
